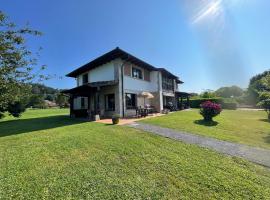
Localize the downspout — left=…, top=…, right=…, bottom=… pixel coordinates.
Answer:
left=120, top=56, right=130, bottom=118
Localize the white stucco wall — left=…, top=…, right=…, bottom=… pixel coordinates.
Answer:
left=89, top=62, right=115, bottom=83
left=123, top=71, right=159, bottom=92
left=73, top=97, right=88, bottom=110
left=77, top=75, right=82, bottom=86
left=76, top=62, right=115, bottom=86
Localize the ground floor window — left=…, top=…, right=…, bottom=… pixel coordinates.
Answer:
left=126, top=93, right=137, bottom=109
left=105, top=94, right=115, bottom=111
left=81, top=97, right=85, bottom=108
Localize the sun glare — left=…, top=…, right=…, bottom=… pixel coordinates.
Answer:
left=192, top=0, right=223, bottom=24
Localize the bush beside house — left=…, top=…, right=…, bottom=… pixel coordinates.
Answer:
left=200, top=101, right=222, bottom=121
left=189, top=98, right=237, bottom=110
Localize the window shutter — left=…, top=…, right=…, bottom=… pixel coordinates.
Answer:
left=144, top=69, right=150, bottom=81
left=124, top=64, right=131, bottom=76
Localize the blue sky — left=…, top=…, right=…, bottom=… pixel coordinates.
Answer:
left=1, top=0, right=270, bottom=92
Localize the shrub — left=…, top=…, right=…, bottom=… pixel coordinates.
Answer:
left=189, top=98, right=223, bottom=108
left=222, top=98, right=238, bottom=110
left=189, top=98, right=237, bottom=110
left=7, top=101, right=27, bottom=117
left=200, top=101, right=222, bottom=121
left=222, top=102, right=237, bottom=110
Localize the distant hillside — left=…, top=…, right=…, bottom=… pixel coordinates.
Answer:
left=30, top=83, right=62, bottom=101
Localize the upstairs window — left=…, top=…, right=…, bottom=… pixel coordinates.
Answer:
left=132, top=67, right=143, bottom=79
left=105, top=94, right=115, bottom=111
left=82, top=73, right=88, bottom=84
left=125, top=93, right=137, bottom=109
left=162, top=76, right=174, bottom=91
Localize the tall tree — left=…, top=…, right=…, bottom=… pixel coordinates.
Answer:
left=216, top=86, right=244, bottom=98
left=55, top=93, right=69, bottom=108
left=0, top=11, right=46, bottom=118
left=247, top=70, right=270, bottom=104
left=257, top=75, right=270, bottom=120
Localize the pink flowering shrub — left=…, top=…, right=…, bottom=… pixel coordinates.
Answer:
left=200, top=101, right=222, bottom=121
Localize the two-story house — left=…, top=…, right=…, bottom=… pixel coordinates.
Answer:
left=63, top=47, right=186, bottom=118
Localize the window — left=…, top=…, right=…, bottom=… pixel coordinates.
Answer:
left=125, top=93, right=136, bottom=109
left=105, top=94, right=115, bottom=111
left=162, top=76, right=174, bottom=91
left=82, top=73, right=88, bottom=84
left=132, top=67, right=143, bottom=79
left=81, top=97, right=85, bottom=108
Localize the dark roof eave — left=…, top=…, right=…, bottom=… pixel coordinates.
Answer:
left=62, top=80, right=118, bottom=95
left=66, top=47, right=157, bottom=77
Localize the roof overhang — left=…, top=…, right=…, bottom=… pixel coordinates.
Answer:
left=66, top=47, right=157, bottom=77
left=157, top=68, right=183, bottom=83
left=175, top=91, right=191, bottom=97
left=62, top=80, right=118, bottom=96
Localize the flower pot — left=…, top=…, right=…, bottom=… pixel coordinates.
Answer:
left=112, top=117, right=120, bottom=125
left=203, top=116, right=213, bottom=122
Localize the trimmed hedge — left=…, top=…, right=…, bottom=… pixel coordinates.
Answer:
left=189, top=98, right=223, bottom=108
left=189, top=98, right=238, bottom=110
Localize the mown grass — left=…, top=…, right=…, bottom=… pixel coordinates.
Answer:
left=0, top=109, right=270, bottom=199
left=142, top=109, right=270, bottom=149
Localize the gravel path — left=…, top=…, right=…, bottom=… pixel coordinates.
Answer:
left=127, top=122, right=270, bottom=168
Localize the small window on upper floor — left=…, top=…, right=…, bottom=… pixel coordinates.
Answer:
left=132, top=67, right=143, bottom=79
left=82, top=73, right=88, bottom=84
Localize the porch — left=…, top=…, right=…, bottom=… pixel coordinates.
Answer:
left=175, top=91, right=191, bottom=110
left=62, top=81, right=119, bottom=119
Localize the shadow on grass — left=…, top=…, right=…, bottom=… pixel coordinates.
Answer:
left=259, top=119, right=270, bottom=123
left=194, top=120, right=219, bottom=127
left=105, top=123, right=115, bottom=126
left=263, top=135, right=270, bottom=144
left=0, top=115, right=87, bottom=137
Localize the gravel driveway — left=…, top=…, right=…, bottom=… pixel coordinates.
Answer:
left=128, top=122, right=270, bottom=168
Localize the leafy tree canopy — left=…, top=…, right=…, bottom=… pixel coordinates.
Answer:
left=215, top=86, right=244, bottom=98
left=247, top=70, right=270, bottom=105
left=0, top=11, right=46, bottom=118
left=200, top=90, right=217, bottom=98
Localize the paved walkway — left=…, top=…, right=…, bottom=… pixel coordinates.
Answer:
left=95, top=113, right=164, bottom=125
left=128, top=122, right=270, bottom=168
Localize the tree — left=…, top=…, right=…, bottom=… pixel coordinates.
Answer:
left=200, top=90, right=216, bottom=98
left=216, top=86, right=244, bottom=98
left=257, top=92, right=270, bottom=121
left=247, top=70, right=270, bottom=105
left=256, top=75, right=270, bottom=120
left=55, top=93, right=69, bottom=108
left=28, top=95, right=46, bottom=108
left=0, top=11, right=46, bottom=118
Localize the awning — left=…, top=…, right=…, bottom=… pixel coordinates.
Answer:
left=62, top=84, right=96, bottom=96
left=62, top=80, right=118, bottom=96
left=175, top=91, right=191, bottom=98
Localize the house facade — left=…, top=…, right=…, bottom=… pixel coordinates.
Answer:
left=63, top=47, right=188, bottom=118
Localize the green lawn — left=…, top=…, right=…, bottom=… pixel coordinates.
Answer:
left=0, top=109, right=270, bottom=199
left=142, top=109, right=270, bottom=149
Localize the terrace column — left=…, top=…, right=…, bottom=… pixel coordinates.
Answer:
left=69, top=95, right=74, bottom=117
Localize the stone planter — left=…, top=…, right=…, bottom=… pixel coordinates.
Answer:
left=92, top=114, right=100, bottom=121
left=203, top=116, right=213, bottom=122
left=112, top=117, right=120, bottom=125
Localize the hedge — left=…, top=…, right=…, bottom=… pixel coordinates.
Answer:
left=188, top=98, right=237, bottom=110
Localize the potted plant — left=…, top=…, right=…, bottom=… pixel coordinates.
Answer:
left=112, top=114, right=120, bottom=125
left=200, top=101, right=222, bottom=121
